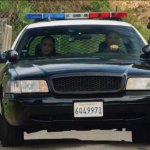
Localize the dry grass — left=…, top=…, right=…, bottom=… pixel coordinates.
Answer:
left=111, top=0, right=150, bottom=22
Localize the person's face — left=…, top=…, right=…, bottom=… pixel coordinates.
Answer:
left=41, top=38, right=54, bottom=56
left=106, top=33, right=119, bottom=46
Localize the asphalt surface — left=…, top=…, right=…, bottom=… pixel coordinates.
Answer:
left=1, top=130, right=150, bottom=150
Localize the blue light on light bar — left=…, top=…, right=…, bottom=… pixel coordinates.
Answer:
left=26, top=13, right=65, bottom=20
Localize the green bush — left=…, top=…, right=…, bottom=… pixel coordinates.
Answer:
left=0, top=0, right=110, bottom=36
left=0, top=0, right=32, bottom=36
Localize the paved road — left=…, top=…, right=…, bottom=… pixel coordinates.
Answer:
left=1, top=130, right=150, bottom=150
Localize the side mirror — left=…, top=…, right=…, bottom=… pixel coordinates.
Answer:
left=142, top=45, right=150, bottom=56
left=0, top=50, right=19, bottom=63
left=0, top=51, right=7, bottom=63
left=148, top=39, right=150, bottom=44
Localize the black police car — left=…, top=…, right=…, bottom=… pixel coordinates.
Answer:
left=0, top=12, right=150, bottom=146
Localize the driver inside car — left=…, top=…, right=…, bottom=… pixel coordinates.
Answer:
left=99, top=32, right=123, bottom=53
left=35, top=36, right=56, bottom=57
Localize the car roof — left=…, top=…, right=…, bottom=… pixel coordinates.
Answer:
left=27, top=19, right=133, bottom=29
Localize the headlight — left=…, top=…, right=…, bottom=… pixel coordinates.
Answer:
left=126, top=78, right=150, bottom=90
left=6, top=80, right=48, bottom=93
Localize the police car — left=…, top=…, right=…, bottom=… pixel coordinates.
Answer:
left=0, top=12, right=150, bottom=146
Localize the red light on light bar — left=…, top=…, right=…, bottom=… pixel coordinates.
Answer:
left=112, top=12, right=127, bottom=18
left=89, top=13, right=99, bottom=19
left=89, top=12, right=127, bottom=19
left=99, top=12, right=111, bottom=18
left=89, top=12, right=110, bottom=19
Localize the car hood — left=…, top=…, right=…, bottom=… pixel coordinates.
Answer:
left=12, top=58, right=150, bottom=79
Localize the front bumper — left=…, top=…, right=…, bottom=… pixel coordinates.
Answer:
left=3, top=95, right=150, bottom=132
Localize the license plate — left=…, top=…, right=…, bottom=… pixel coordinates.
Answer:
left=74, top=101, right=103, bottom=118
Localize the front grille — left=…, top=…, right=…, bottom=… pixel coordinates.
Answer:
left=51, top=75, right=123, bottom=94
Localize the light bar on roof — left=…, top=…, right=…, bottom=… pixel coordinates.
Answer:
left=26, top=12, right=127, bottom=20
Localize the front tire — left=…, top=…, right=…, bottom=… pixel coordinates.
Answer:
left=0, top=115, right=24, bottom=147
left=132, top=126, right=147, bottom=144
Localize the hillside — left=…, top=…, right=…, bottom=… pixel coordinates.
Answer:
left=0, top=0, right=149, bottom=41
left=112, top=1, right=150, bottom=23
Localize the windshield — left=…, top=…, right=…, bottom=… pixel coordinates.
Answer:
left=16, top=25, right=145, bottom=60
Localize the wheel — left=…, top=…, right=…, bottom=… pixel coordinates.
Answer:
left=132, top=126, right=147, bottom=144
left=0, top=115, right=2, bottom=140
left=0, top=115, right=24, bottom=147
left=145, top=126, right=150, bottom=144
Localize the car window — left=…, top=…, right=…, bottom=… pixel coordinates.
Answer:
left=17, top=25, right=145, bottom=59
left=27, top=34, right=105, bottom=56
